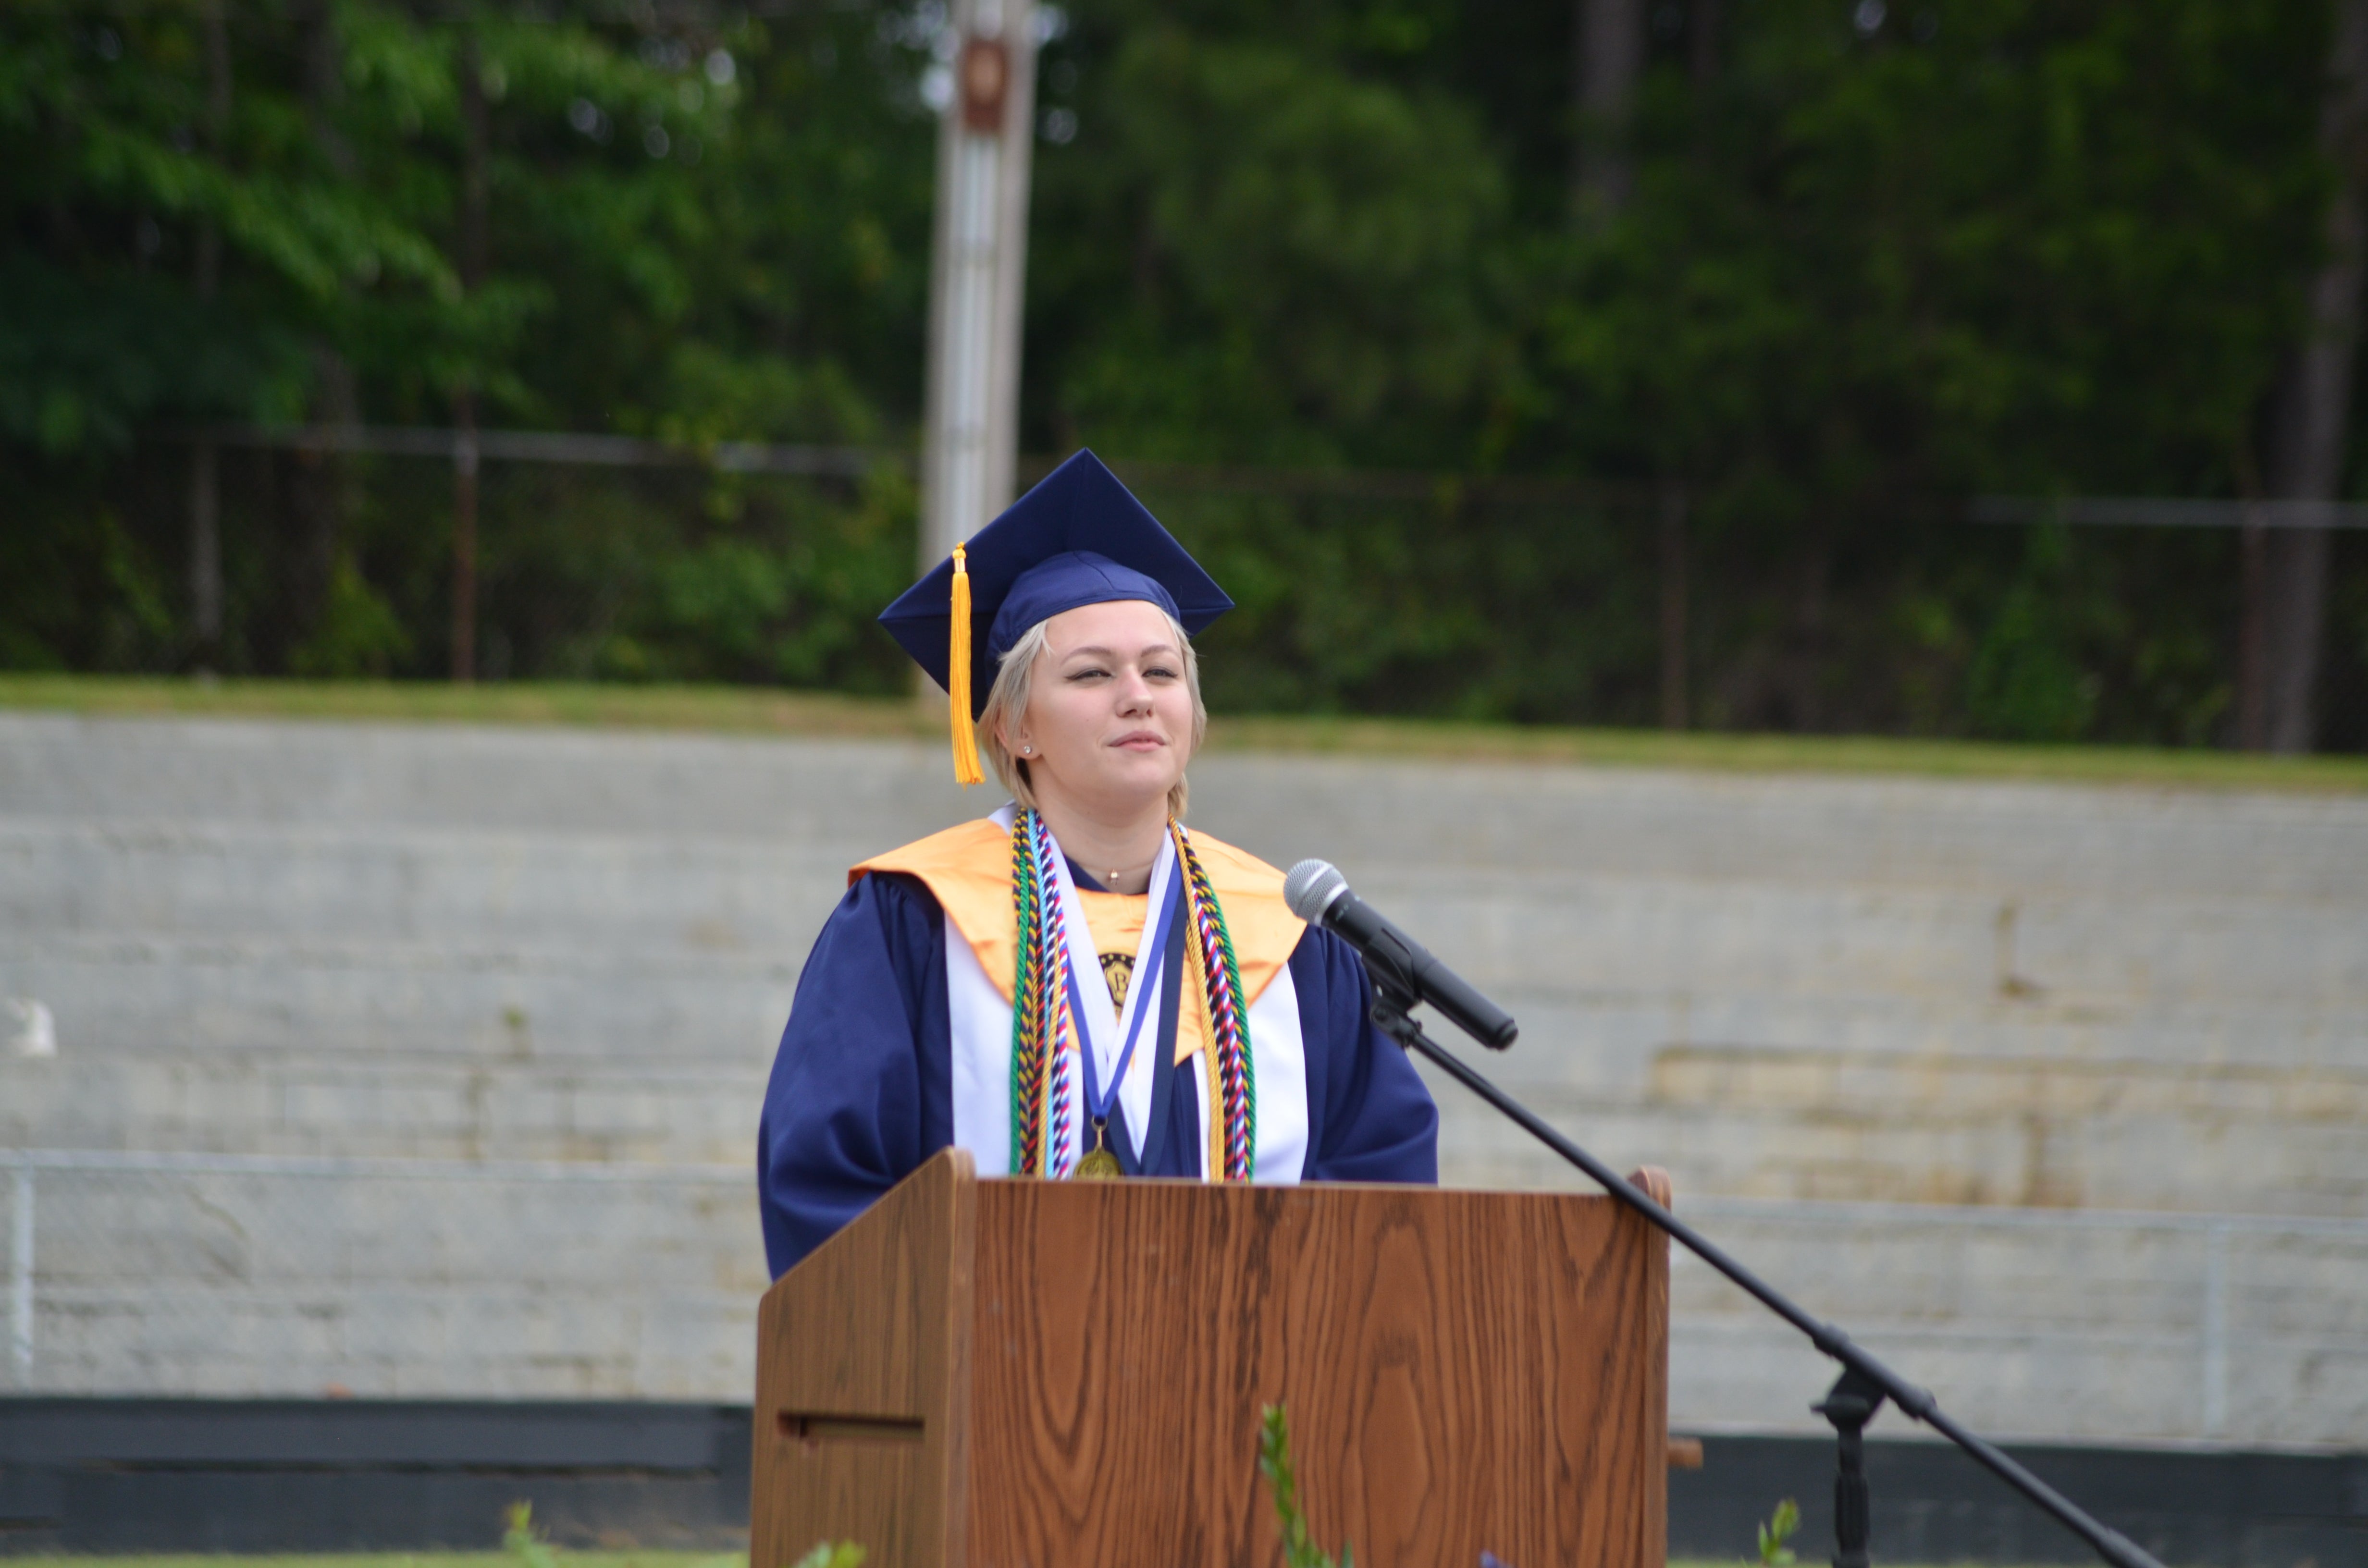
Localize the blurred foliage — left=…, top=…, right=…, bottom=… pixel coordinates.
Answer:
left=1258, top=1403, right=1354, bottom=1568
left=500, top=1503, right=558, bottom=1568
left=1137, top=485, right=1656, bottom=721
left=1, top=0, right=928, bottom=693
left=4, top=0, right=2367, bottom=746
left=1756, top=1496, right=1801, bottom=1568
left=1033, top=0, right=2366, bottom=745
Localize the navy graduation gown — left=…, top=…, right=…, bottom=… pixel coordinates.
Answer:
left=757, top=867, right=1441, bottom=1278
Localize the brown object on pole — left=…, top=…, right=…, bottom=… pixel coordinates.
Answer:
left=959, top=37, right=1009, bottom=134
left=2261, top=0, right=2368, bottom=753
left=1572, top=0, right=1645, bottom=217
left=1659, top=485, right=1689, bottom=731
left=752, top=1147, right=1671, bottom=1568
left=451, top=30, right=490, bottom=684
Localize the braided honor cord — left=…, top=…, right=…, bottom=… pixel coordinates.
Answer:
left=1006, top=809, right=1255, bottom=1181
left=1028, top=811, right=1081, bottom=1177
left=1006, top=812, right=1048, bottom=1176
left=1173, top=821, right=1256, bottom=1180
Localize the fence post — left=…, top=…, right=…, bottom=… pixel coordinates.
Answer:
left=9, top=1155, right=30, bottom=1385
left=2201, top=1220, right=2230, bottom=1438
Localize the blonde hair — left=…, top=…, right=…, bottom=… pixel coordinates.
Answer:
left=979, top=607, right=1208, bottom=820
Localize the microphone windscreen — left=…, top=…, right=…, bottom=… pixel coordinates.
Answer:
left=1283, top=858, right=1348, bottom=922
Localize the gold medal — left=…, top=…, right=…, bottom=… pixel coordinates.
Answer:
left=1073, top=1122, right=1123, bottom=1180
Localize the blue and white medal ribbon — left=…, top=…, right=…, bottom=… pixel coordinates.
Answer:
left=1062, top=855, right=1184, bottom=1177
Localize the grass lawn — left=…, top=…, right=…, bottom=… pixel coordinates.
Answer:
left=33, top=1559, right=2027, bottom=1568
left=6, top=672, right=2368, bottom=796
left=43, top=1558, right=743, bottom=1568
left=30, top=1561, right=2027, bottom=1568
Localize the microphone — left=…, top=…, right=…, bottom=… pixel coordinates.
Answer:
left=1284, top=859, right=1518, bottom=1049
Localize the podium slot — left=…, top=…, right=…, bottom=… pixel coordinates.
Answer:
left=777, top=1410, right=926, bottom=1445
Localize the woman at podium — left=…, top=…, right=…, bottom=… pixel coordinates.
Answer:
left=757, top=452, right=1439, bottom=1276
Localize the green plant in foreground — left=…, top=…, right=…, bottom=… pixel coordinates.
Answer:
left=1755, top=1497, right=1801, bottom=1568
left=790, top=1544, right=866, bottom=1568
left=503, top=1503, right=559, bottom=1568
left=1258, top=1403, right=1354, bottom=1568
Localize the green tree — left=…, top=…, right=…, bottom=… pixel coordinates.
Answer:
left=1523, top=0, right=2325, bottom=733
left=5, top=0, right=2365, bottom=749
left=0, top=1, right=929, bottom=687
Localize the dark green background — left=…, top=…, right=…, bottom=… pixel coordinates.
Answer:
left=6, top=0, right=2365, bottom=747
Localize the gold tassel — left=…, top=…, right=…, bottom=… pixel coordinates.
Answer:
left=948, top=543, right=984, bottom=786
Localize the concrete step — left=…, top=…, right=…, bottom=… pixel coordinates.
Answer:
left=1663, top=1199, right=2368, bottom=1446
left=10, top=826, right=2362, bottom=1051
left=0, top=821, right=843, bottom=956
left=0, top=714, right=969, bottom=844
left=12, top=1038, right=2364, bottom=1214
left=9, top=710, right=2368, bottom=1444
left=2, top=1054, right=765, bottom=1165
left=8, top=712, right=2367, bottom=1219
left=1379, top=868, right=2368, bottom=1024
left=1426, top=1076, right=2368, bottom=1217
left=1201, top=752, right=2368, bottom=903
left=10, top=713, right=2368, bottom=900
left=4, top=929, right=796, bottom=1065
left=15, top=1153, right=2364, bottom=1446
left=19, top=1156, right=763, bottom=1399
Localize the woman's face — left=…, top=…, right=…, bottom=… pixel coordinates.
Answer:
left=1003, top=599, right=1193, bottom=821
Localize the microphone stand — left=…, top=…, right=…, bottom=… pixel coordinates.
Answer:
left=1364, top=978, right=2166, bottom=1568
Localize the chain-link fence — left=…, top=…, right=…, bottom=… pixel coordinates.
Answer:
left=12, top=427, right=2368, bottom=752
left=21, top=429, right=921, bottom=695
left=10, top=1149, right=2367, bottom=1447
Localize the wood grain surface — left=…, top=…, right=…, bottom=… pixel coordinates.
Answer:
left=964, top=1179, right=1667, bottom=1568
left=750, top=1147, right=977, bottom=1568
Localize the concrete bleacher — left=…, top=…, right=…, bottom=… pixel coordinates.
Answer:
left=3, top=710, right=2364, bottom=1444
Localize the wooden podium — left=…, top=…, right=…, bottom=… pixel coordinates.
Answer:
left=751, top=1150, right=1669, bottom=1568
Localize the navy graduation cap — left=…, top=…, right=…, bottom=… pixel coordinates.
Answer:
left=879, top=450, right=1233, bottom=784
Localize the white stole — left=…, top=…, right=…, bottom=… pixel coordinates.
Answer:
left=947, top=804, right=1308, bottom=1181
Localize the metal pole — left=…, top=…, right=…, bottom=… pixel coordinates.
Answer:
left=1373, top=994, right=2167, bottom=1568
left=1658, top=482, right=1688, bottom=730
left=10, top=1158, right=31, bottom=1384
left=919, top=0, right=1038, bottom=584
left=451, top=405, right=480, bottom=683
left=1817, top=1369, right=1883, bottom=1568
left=189, top=440, right=222, bottom=671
